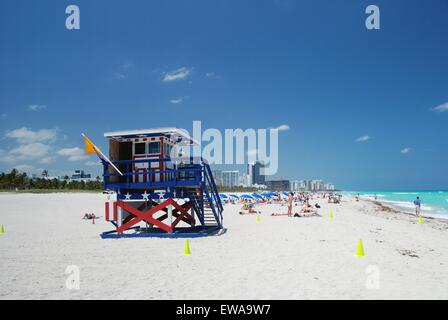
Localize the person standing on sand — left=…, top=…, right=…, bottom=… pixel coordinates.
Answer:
left=287, top=192, right=293, bottom=217
left=414, top=196, right=422, bottom=217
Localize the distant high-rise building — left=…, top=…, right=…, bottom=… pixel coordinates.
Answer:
left=212, top=170, right=223, bottom=187
left=71, top=170, right=91, bottom=180
left=290, top=180, right=301, bottom=191
left=253, top=161, right=266, bottom=185
left=311, top=180, right=323, bottom=191
left=266, top=180, right=290, bottom=191
left=324, top=183, right=335, bottom=191
left=222, top=171, right=239, bottom=188
left=246, top=163, right=254, bottom=187
left=294, top=179, right=336, bottom=191
left=240, top=174, right=251, bottom=187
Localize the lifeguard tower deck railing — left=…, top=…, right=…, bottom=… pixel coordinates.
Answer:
left=101, top=156, right=224, bottom=238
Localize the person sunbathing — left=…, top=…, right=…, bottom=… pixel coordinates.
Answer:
left=239, top=203, right=258, bottom=215
left=294, top=209, right=320, bottom=217
left=297, top=203, right=319, bottom=216
left=83, top=213, right=96, bottom=219
left=294, top=212, right=321, bottom=218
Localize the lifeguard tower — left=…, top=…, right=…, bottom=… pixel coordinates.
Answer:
left=99, top=128, right=224, bottom=238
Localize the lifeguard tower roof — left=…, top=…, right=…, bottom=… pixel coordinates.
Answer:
left=104, top=127, right=198, bottom=145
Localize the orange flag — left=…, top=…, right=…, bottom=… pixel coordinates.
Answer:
left=82, top=134, right=99, bottom=155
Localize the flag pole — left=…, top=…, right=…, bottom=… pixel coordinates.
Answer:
left=82, top=133, right=124, bottom=176
left=95, top=146, right=124, bottom=176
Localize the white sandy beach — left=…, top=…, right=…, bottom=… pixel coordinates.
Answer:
left=1, top=192, right=448, bottom=300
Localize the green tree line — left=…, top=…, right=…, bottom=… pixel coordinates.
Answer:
left=0, top=169, right=103, bottom=191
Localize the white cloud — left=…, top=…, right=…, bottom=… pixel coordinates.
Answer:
left=112, top=62, right=134, bottom=80
left=28, top=104, right=47, bottom=111
left=400, top=147, right=411, bottom=154
left=273, top=124, right=290, bottom=131
left=163, top=67, right=192, bottom=82
left=5, top=127, right=57, bottom=143
left=1, top=113, right=7, bottom=118
left=113, top=72, right=126, bottom=80
left=205, top=72, right=217, bottom=78
left=85, top=160, right=101, bottom=166
left=10, top=143, right=51, bottom=159
left=122, top=62, right=133, bottom=70
left=170, top=97, right=184, bottom=104
left=355, top=135, right=370, bottom=142
left=431, top=102, right=448, bottom=113
left=0, top=149, right=17, bottom=163
left=39, top=156, right=56, bottom=164
left=57, top=147, right=85, bottom=161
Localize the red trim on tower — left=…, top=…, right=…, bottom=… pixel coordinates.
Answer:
left=105, top=202, right=110, bottom=221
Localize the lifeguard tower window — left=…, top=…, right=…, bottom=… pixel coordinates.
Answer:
left=148, top=142, right=160, bottom=155
left=134, top=143, right=146, bottom=155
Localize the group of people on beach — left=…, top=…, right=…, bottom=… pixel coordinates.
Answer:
left=285, top=192, right=319, bottom=217
left=236, top=190, right=346, bottom=217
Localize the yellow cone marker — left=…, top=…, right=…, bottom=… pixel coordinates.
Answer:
left=0, top=225, right=4, bottom=234
left=330, top=211, right=333, bottom=220
left=256, top=214, right=261, bottom=223
left=183, top=240, right=191, bottom=255
left=418, top=216, right=423, bottom=225
left=355, top=239, right=365, bottom=258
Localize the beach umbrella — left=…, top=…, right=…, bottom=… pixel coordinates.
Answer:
left=229, top=194, right=239, bottom=199
left=219, top=194, right=228, bottom=199
left=251, top=193, right=264, bottom=200
left=240, top=194, right=254, bottom=199
left=282, top=192, right=289, bottom=196
left=261, top=193, right=274, bottom=198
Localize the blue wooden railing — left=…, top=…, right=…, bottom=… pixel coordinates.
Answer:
left=102, top=157, right=203, bottom=189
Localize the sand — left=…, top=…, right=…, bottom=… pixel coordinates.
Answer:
left=1, top=192, right=448, bottom=300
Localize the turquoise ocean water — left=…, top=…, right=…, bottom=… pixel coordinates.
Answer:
left=344, top=190, right=448, bottom=219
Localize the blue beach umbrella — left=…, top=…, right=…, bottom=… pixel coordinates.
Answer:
left=251, top=193, right=264, bottom=200
left=240, top=194, right=254, bottom=199
left=219, top=194, right=228, bottom=199
left=229, top=194, right=239, bottom=199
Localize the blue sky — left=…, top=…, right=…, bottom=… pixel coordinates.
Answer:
left=1, top=0, right=447, bottom=190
